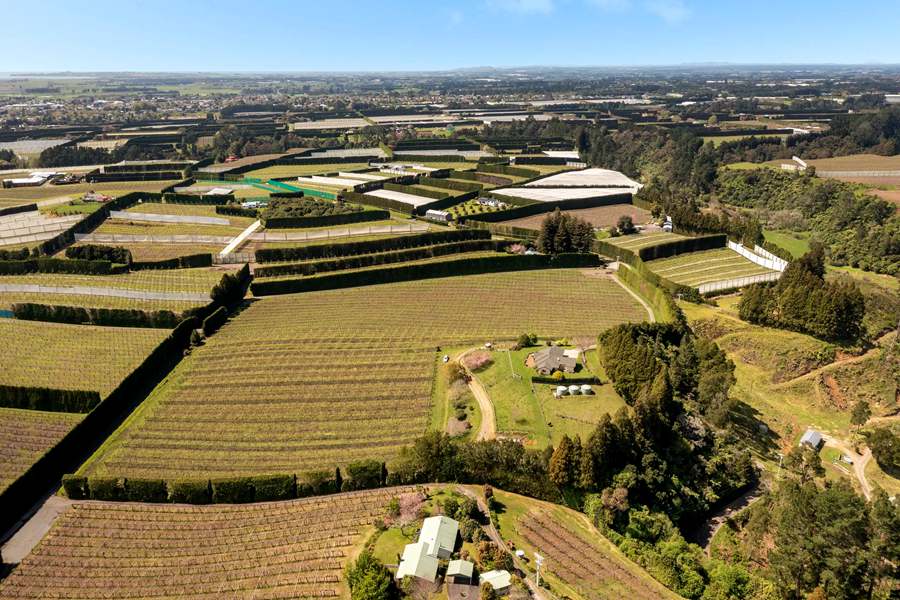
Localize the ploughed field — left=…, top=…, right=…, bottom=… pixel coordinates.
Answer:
left=646, top=247, right=775, bottom=288
left=0, top=320, right=168, bottom=397
left=499, top=203, right=652, bottom=230
left=0, top=486, right=415, bottom=600
left=0, top=408, right=83, bottom=493
left=84, top=269, right=646, bottom=479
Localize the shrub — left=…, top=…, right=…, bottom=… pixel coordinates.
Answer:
left=462, top=350, right=493, bottom=371
left=342, top=460, right=385, bottom=491
left=89, top=477, right=124, bottom=501
left=0, top=385, right=101, bottom=413
left=202, top=306, right=228, bottom=336
left=298, top=470, right=338, bottom=497
left=61, top=475, right=88, bottom=500
left=125, top=478, right=168, bottom=503
left=65, top=244, right=132, bottom=264
left=212, top=477, right=255, bottom=503
left=169, top=479, right=211, bottom=504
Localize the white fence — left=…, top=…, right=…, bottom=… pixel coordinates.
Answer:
left=753, top=245, right=789, bottom=270
left=0, top=283, right=208, bottom=302
left=697, top=271, right=782, bottom=294
left=817, top=170, right=900, bottom=177
left=727, top=240, right=787, bottom=272
left=109, top=210, right=230, bottom=226
left=248, top=223, right=428, bottom=242
left=75, top=233, right=234, bottom=244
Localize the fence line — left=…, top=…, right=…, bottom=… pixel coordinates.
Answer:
left=109, top=210, right=230, bottom=226
left=727, top=240, right=787, bottom=272
left=248, top=223, right=429, bottom=242
left=0, top=283, right=209, bottom=302
left=697, top=271, right=782, bottom=294
left=75, top=233, right=233, bottom=244
left=752, top=244, right=789, bottom=269
left=214, top=252, right=255, bottom=265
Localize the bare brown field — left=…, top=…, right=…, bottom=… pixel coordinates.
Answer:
left=499, top=203, right=651, bottom=230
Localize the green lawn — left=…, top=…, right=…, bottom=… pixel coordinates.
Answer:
left=477, top=346, right=626, bottom=447
left=763, top=230, right=811, bottom=258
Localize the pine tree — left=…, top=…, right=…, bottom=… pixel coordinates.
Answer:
left=549, top=435, right=574, bottom=487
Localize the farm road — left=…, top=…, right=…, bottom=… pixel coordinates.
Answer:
left=821, top=433, right=873, bottom=500
left=456, top=348, right=497, bottom=441
left=0, top=283, right=209, bottom=302
left=604, top=264, right=656, bottom=323
left=1, top=495, right=72, bottom=563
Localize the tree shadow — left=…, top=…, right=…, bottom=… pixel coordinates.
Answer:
left=730, top=401, right=780, bottom=458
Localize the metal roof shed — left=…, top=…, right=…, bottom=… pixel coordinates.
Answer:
left=799, top=428, right=824, bottom=449
left=480, top=569, right=512, bottom=592
left=446, top=559, right=474, bottom=584
left=395, top=542, right=439, bottom=582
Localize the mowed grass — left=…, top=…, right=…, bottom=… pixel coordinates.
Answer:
left=647, top=247, right=776, bottom=287
left=488, top=487, right=680, bottom=600
left=125, top=202, right=256, bottom=228
left=96, top=219, right=244, bottom=237
left=763, top=229, right=811, bottom=258
left=0, top=320, right=168, bottom=397
left=604, top=231, right=685, bottom=251
left=83, top=269, right=647, bottom=479
left=69, top=242, right=223, bottom=262
left=0, top=407, right=83, bottom=493
left=476, top=347, right=628, bottom=447
left=0, top=486, right=415, bottom=600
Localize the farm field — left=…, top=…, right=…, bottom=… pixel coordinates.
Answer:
left=475, top=346, right=628, bottom=447
left=0, top=486, right=418, bottom=600
left=82, top=269, right=646, bottom=479
left=0, top=291, right=203, bottom=313
left=604, top=231, right=685, bottom=251
left=69, top=242, right=224, bottom=262
left=0, top=268, right=222, bottom=294
left=125, top=202, right=256, bottom=227
left=0, top=320, right=168, bottom=397
left=646, top=247, right=776, bottom=288
left=499, top=203, right=652, bottom=230
left=95, top=218, right=245, bottom=237
left=763, top=229, right=811, bottom=258
left=702, top=133, right=788, bottom=146
left=775, top=153, right=900, bottom=171
left=489, top=488, right=680, bottom=600
left=0, top=180, right=181, bottom=203
left=0, top=407, right=83, bottom=494
left=243, top=163, right=372, bottom=179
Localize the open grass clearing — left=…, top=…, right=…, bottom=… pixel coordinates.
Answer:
left=125, top=202, right=256, bottom=227
left=763, top=229, right=811, bottom=258
left=83, top=269, right=646, bottom=479
left=243, top=163, right=373, bottom=179
left=476, top=346, right=627, bottom=447
left=68, top=242, right=223, bottom=262
left=0, top=180, right=180, bottom=203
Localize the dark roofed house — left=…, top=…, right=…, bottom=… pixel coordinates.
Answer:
left=528, top=346, right=577, bottom=376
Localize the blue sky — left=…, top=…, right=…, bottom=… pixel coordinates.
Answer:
left=1, top=0, right=899, bottom=72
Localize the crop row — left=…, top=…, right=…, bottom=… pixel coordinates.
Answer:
left=86, top=269, right=646, bottom=479
left=0, top=487, right=417, bottom=600
left=0, top=408, right=83, bottom=493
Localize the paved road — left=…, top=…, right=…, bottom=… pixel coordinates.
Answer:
left=1, top=495, right=72, bottom=563
left=455, top=348, right=497, bottom=441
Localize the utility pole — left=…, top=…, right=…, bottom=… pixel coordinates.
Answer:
left=535, top=553, right=544, bottom=588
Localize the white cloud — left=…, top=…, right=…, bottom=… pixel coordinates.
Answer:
left=486, top=0, right=555, bottom=14
left=586, top=0, right=631, bottom=11
left=645, top=0, right=690, bottom=23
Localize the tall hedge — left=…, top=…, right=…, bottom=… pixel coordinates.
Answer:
left=342, top=191, right=415, bottom=215
left=12, top=303, right=182, bottom=329
left=0, top=385, right=100, bottom=413
left=263, top=209, right=389, bottom=229
left=253, top=240, right=507, bottom=278
left=0, top=257, right=115, bottom=275
left=637, top=234, right=727, bottom=261
left=130, top=253, right=213, bottom=270
left=210, top=264, right=251, bottom=307
left=212, top=478, right=255, bottom=504
left=256, top=229, right=490, bottom=263
left=202, top=306, right=228, bottom=336
left=216, top=204, right=259, bottom=218
left=341, top=460, right=385, bottom=491
left=125, top=478, right=168, bottom=503
left=65, top=244, right=132, bottom=265
left=382, top=182, right=449, bottom=200
left=252, top=253, right=600, bottom=296
left=419, top=177, right=482, bottom=192
left=169, top=479, right=211, bottom=504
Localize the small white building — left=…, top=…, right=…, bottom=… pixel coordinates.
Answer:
left=204, top=187, right=233, bottom=196
left=424, top=209, right=451, bottom=222
left=555, top=385, right=568, bottom=398
left=568, top=384, right=581, bottom=395
left=580, top=384, right=593, bottom=395
left=480, top=569, right=512, bottom=594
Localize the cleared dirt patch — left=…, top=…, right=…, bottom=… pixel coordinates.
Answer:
left=498, top=203, right=651, bottom=230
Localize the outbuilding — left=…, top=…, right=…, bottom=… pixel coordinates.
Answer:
left=424, top=209, right=452, bottom=222
left=480, top=570, right=512, bottom=594
left=419, top=515, right=459, bottom=559
left=799, top=428, right=824, bottom=450
left=395, top=542, right=439, bottom=583
left=446, top=559, right=474, bottom=585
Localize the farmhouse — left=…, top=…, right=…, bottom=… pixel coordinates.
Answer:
left=527, top=346, right=578, bottom=375
left=480, top=569, right=512, bottom=594
left=424, top=209, right=451, bottom=222
left=395, top=541, right=439, bottom=583
left=419, top=515, right=459, bottom=559
left=799, top=428, right=824, bottom=450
